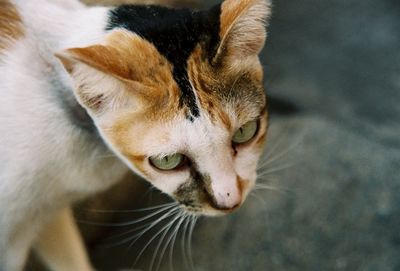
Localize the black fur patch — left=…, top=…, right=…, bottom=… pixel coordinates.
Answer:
left=174, top=168, right=217, bottom=211
left=106, top=4, right=221, bottom=120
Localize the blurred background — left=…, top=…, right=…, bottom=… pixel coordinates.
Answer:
left=29, top=0, right=400, bottom=270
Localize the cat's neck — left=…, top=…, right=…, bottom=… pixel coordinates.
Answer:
left=11, top=2, right=113, bottom=134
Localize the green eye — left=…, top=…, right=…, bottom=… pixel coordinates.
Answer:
left=232, top=120, right=259, bottom=144
left=149, top=153, right=184, bottom=170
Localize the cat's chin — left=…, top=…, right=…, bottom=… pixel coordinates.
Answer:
left=182, top=204, right=241, bottom=217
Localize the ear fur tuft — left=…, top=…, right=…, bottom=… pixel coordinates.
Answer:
left=55, top=49, right=137, bottom=116
left=214, top=0, right=271, bottom=62
left=55, top=45, right=133, bottom=81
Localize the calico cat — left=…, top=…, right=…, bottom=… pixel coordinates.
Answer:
left=0, top=0, right=270, bottom=270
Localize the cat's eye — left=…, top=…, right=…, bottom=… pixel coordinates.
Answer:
left=149, top=154, right=185, bottom=171
left=232, top=120, right=259, bottom=144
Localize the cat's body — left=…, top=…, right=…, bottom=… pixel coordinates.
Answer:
left=0, top=1, right=129, bottom=269
left=0, top=0, right=270, bottom=270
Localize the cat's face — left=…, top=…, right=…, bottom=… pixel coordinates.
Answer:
left=58, top=0, right=270, bottom=216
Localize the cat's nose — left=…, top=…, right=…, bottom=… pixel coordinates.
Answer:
left=212, top=185, right=242, bottom=211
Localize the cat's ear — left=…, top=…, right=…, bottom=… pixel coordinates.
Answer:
left=213, top=0, right=271, bottom=63
left=55, top=45, right=150, bottom=116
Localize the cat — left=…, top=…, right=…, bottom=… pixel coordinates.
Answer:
left=0, top=0, right=270, bottom=270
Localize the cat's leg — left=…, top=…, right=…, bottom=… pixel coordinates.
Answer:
left=34, top=208, right=94, bottom=271
left=0, top=236, right=33, bottom=271
left=0, top=222, right=39, bottom=271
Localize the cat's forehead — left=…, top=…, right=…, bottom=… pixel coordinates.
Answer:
left=107, top=5, right=221, bottom=119
left=105, top=4, right=265, bottom=122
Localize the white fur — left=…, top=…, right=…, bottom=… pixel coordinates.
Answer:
left=0, top=1, right=128, bottom=270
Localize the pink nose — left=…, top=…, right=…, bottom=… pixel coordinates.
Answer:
left=213, top=189, right=242, bottom=210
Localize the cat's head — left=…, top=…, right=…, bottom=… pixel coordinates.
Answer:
left=57, top=0, right=270, bottom=216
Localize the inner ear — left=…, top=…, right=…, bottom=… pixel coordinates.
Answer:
left=55, top=47, right=153, bottom=116
left=213, top=0, right=271, bottom=63
left=55, top=30, right=174, bottom=116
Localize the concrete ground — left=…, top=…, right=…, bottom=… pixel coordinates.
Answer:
left=28, top=0, right=400, bottom=270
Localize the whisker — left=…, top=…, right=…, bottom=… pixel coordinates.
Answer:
left=262, top=124, right=290, bottom=161
left=168, top=214, right=187, bottom=271
left=187, top=215, right=198, bottom=271
left=128, top=207, right=181, bottom=251
left=259, top=147, right=295, bottom=171
left=102, top=206, right=179, bottom=248
left=259, top=130, right=306, bottom=171
left=249, top=191, right=267, bottom=205
left=257, top=162, right=296, bottom=178
left=148, top=211, right=182, bottom=271
left=181, top=215, right=191, bottom=270
left=155, top=212, right=186, bottom=271
left=84, top=202, right=176, bottom=214
left=102, top=216, right=170, bottom=246
left=133, top=209, right=183, bottom=268
left=253, top=184, right=292, bottom=194
left=78, top=203, right=177, bottom=227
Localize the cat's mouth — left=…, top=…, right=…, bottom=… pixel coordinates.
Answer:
left=179, top=199, right=241, bottom=217
left=173, top=179, right=246, bottom=216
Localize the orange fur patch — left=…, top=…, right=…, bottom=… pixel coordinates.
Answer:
left=125, top=153, right=151, bottom=178
left=187, top=44, right=265, bottom=130
left=106, top=31, right=181, bottom=115
left=59, top=30, right=182, bottom=119
left=187, top=45, right=233, bottom=129
left=255, top=131, right=266, bottom=148
left=0, top=0, right=24, bottom=52
left=254, top=112, right=268, bottom=150
left=215, top=0, right=269, bottom=63
left=107, top=112, right=152, bottom=154
left=237, top=175, right=248, bottom=197
left=220, top=0, right=255, bottom=39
